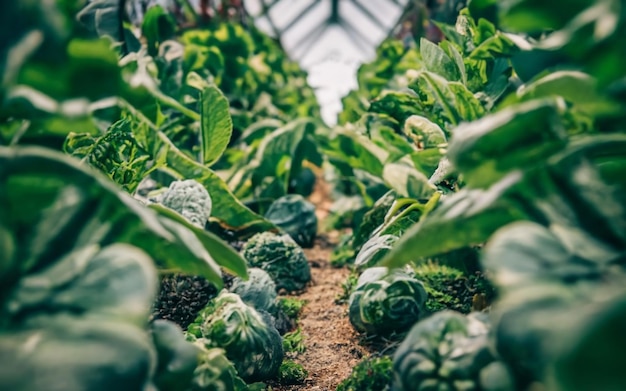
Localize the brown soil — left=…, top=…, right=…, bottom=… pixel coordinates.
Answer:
left=269, top=234, right=370, bottom=391
left=267, top=172, right=372, bottom=390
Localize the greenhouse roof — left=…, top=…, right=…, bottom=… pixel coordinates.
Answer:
left=243, top=0, right=410, bottom=124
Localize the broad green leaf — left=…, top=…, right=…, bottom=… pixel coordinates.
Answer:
left=322, top=128, right=388, bottom=178
left=481, top=222, right=591, bottom=291
left=200, top=86, right=233, bottom=166
left=250, top=119, right=310, bottom=187
left=547, top=135, right=626, bottom=248
left=420, top=38, right=461, bottom=82
left=149, top=204, right=247, bottom=278
left=369, top=90, right=424, bottom=125
left=0, top=318, right=156, bottom=391
left=382, top=163, right=436, bottom=199
left=440, top=40, right=467, bottom=85
left=469, top=33, right=517, bottom=59
left=410, top=149, right=445, bottom=178
left=141, top=5, right=176, bottom=56
left=517, top=71, right=621, bottom=116
left=410, top=71, right=485, bottom=128
left=403, top=115, right=447, bottom=148
left=552, top=293, right=626, bottom=391
left=381, top=171, right=528, bottom=268
left=448, top=98, right=566, bottom=187
left=127, top=105, right=275, bottom=236
left=0, top=145, right=228, bottom=286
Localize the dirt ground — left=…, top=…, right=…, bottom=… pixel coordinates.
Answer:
left=269, top=235, right=369, bottom=391
left=267, top=171, right=373, bottom=390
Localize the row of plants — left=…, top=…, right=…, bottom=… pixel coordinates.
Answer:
left=1, top=1, right=321, bottom=390
left=2, top=0, right=626, bottom=390
left=327, top=0, right=626, bottom=389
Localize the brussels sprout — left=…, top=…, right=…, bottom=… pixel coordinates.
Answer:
left=392, top=311, right=508, bottom=391
left=160, top=179, right=212, bottom=228
left=242, top=232, right=311, bottom=292
left=187, top=292, right=283, bottom=382
left=348, top=267, right=427, bottom=336
left=264, top=194, right=318, bottom=248
left=229, top=267, right=277, bottom=313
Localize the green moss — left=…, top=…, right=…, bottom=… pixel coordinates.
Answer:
left=277, top=360, right=308, bottom=385
left=413, top=262, right=495, bottom=314
left=336, top=356, right=393, bottom=391
left=282, top=327, right=306, bottom=353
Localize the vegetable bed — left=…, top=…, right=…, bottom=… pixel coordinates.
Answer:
left=2, top=0, right=626, bottom=391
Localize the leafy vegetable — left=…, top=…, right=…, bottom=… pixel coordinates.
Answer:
left=392, top=311, right=510, bottom=391
left=264, top=194, right=318, bottom=248
left=348, top=267, right=428, bottom=337
left=282, top=327, right=306, bottom=354
left=277, top=360, right=308, bottom=385
left=229, top=267, right=277, bottom=313
left=187, top=292, right=284, bottom=382
left=159, top=179, right=213, bottom=229
left=241, top=232, right=311, bottom=292
left=337, top=356, right=394, bottom=391
left=150, top=319, right=201, bottom=391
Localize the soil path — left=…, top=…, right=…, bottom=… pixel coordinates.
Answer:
left=269, top=173, right=370, bottom=390
left=270, top=235, right=368, bottom=391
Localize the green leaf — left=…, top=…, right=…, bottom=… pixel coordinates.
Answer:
left=322, top=128, right=387, bottom=178
left=141, top=5, right=176, bottom=57
left=552, top=293, right=626, bottom=391
left=381, top=172, right=528, bottom=268
left=382, top=163, right=436, bottom=199
left=0, top=145, right=228, bottom=287
left=410, top=71, right=485, bottom=128
left=516, top=71, right=621, bottom=116
left=127, top=105, right=275, bottom=236
left=149, top=204, right=247, bottom=278
left=200, top=86, right=233, bottom=167
left=448, top=98, right=566, bottom=187
left=420, top=38, right=461, bottom=82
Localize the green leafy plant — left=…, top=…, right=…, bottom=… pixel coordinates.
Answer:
left=392, top=311, right=511, bottom=391
left=158, top=179, right=213, bottom=228
left=187, top=291, right=284, bottom=382
left=276, top=297, right=307, bottom=321
left=242, top=232, right=311, bottom=292
left=0, top=145, right=245, bottom=390
left=264, top=194, right=318, bottom=248
left=335, top=270, right=360, bottom=305
left=348, top=267, right=428, bottom=337
left=277, top=360, right=308, bottom=385
left=229, top=267, right=277, bottom=313
left=282, top=327, right=306, bottom=354
left=336, top=356, right=394, bottom=391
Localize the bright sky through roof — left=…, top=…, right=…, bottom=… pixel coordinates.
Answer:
left=243, top=0, right=408, bottom=125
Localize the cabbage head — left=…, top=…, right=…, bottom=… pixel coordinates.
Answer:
left=393, top=311, right=512, bottom=391
left=160, top=179, right=212, bottom=228
left=242, top=232, right=311, bottom=292
left=348, top=267, right=427, bottom=337
left=264, top=194, right=318, bottom=248
left=187, top=292, right=283, bottom=382
left=229, top=267, right=277, bottom=313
